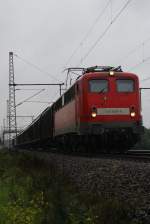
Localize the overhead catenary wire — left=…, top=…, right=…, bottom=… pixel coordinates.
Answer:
left=119, top=36, right=150, bottom=64
left=50, top=89, right=61, bottom=101
left=15, top=88, right=45, bottom=91
left=77, top=0, right=132, bottom=65
left=119, top=37, right=150, bottom=84
left=25, top=101, right=53, bottom=104
left=129, top=55, right=150, bottom=71
left=63, top=0, right=111, bottom=68
left=14, top=54, right=61, bottom=82
left=16, top=89, right=45, bottom=107
left=141, top=76, right=150, bottom=82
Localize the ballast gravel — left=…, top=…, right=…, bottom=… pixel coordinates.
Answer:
left=37, top=152, right=150, bottom=223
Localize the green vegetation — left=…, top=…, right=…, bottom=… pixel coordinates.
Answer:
left=0, top=150, right=141, bottom=224
left=133, top=128, right=150, bottom=150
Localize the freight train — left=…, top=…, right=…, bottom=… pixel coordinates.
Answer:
left=14, top=66, right=144, bottom=153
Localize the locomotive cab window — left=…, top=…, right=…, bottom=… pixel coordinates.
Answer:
left=116, top=79, right=134, bottom=92
left=89, top=79, right=108, bottom=93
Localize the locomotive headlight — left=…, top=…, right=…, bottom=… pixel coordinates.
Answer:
left=109, top=71, right=114, bottom=76
left=91, top=112, right=97, bottom=118
left=130, top=112, right=136, bottom=117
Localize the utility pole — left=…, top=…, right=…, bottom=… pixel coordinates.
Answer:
left=8, top=52, right=17, bottom=149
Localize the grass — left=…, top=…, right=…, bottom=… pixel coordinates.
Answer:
left=0, top=149, right=142, bottom=224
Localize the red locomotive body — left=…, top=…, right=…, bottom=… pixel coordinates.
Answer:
left=54, top=67, right=143, bottom=151
left=15, top=66, right=143, bottom=152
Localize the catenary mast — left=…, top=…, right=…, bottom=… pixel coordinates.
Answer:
left=8, top=52, right=17, bottom=149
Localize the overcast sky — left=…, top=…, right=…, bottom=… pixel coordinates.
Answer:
left=0, top=0, right=150, bottom=131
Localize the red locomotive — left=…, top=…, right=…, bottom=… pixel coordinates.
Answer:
left=15, top=66, right=144, bottom=152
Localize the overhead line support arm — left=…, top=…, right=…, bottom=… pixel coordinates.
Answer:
left=9, top=83, right=64, bottom=96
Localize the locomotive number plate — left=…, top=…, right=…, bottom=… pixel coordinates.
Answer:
left=97, top=108, right=130, bottom=115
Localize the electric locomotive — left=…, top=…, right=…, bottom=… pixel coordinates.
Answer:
left=15, top=66, right=143, bottom=152
left=54, top=66, right=143, bottom=152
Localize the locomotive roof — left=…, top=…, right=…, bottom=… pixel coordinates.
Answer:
left=83, top=65, right=123, bottom=73
left=66, top=65, right=123, bottom=74
left=82, top=71, right=138, bottom=78
left=66, top=65, right=139, bottom=83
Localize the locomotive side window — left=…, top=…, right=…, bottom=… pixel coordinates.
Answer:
left=117, top=79, right=134, bottom=92
left=89, top=79, right=108, bottom=93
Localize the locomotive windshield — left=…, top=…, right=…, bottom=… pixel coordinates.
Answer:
left=116, top=79, right=134, bottom=92
left=89, top=79, right=108, bottom=93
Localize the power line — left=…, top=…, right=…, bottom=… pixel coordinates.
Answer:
left=25, top=101, right=53, bottom=104
left=129, top=55, right=150, bottom=71
left=119, top=36, right=150, bottom=64
left=16, top=89, right=45, bottom=107
left=14, top=54, right=61, bottom=82
left=141, top=76, right=150, bottom=82
left=15, top=88, right=45, bottom=91
left=120, top=38, right=150, bottom=84
left=63, top=0, right=111, bottom=68
left=128, top=60, right=150, bottom=83
left=50, top=89, right=61, bottom=101
left=77, top=0, right=132, bottom=65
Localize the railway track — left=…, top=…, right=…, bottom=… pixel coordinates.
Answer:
left=127, top=149, right=150, bottom=155
left=124, top=150, right=150, bottom=162
left=81, top=152, right=150, bottom=162
left=64, top=148, right=150, bottom=160
left=27, top=147, right=150, bottom=163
